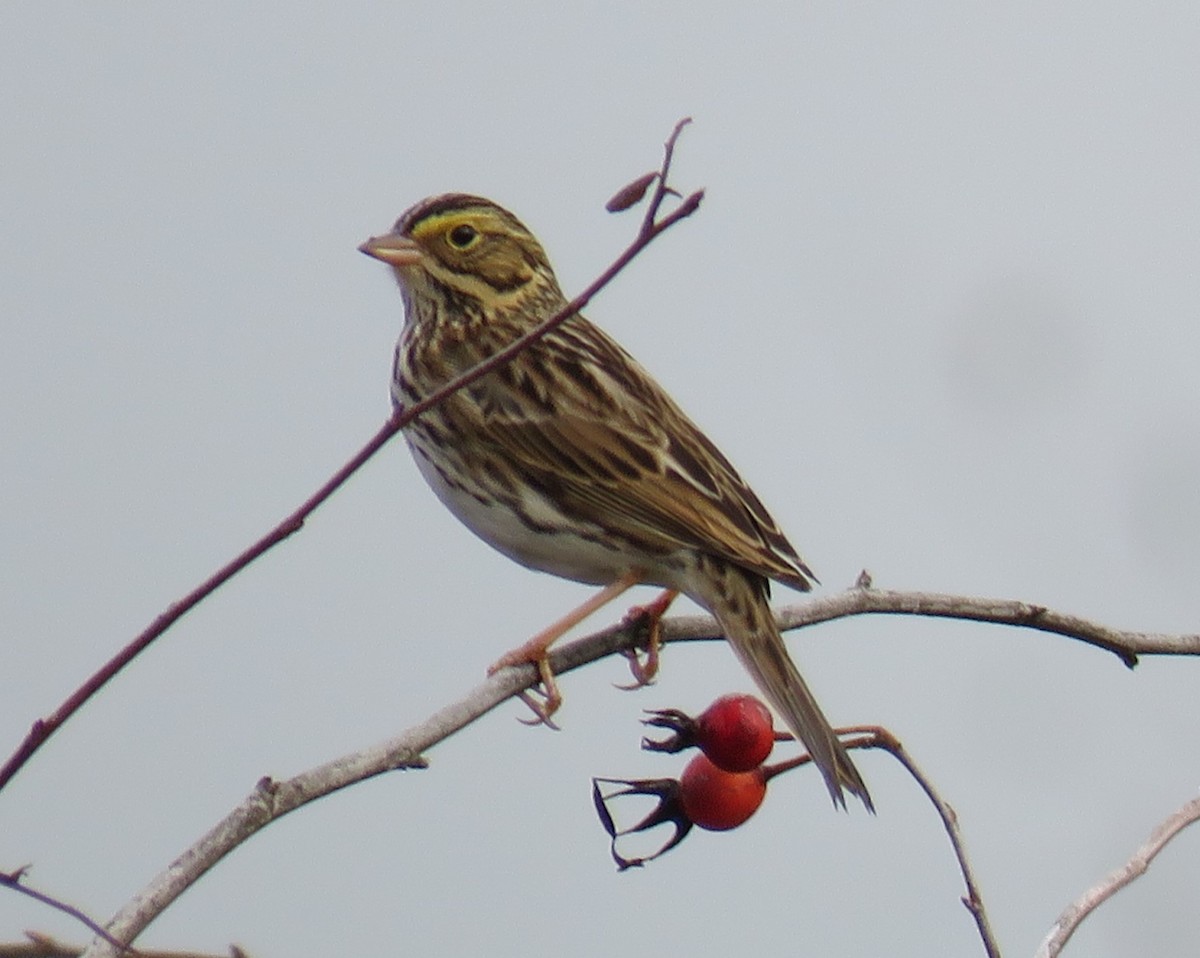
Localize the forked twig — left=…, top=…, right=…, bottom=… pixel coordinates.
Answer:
left=1034, top=794, right=1200, bottom=958
left=70, top=574, right=1200, bottom=956
left=0, top=119, right=703, bottom=795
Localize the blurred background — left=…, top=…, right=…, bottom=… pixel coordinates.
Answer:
left=2, top=4, right=1199, bottom=956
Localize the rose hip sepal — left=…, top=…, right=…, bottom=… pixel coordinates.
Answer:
left=642, top=693, right=775, bottom=772
left=592, top=776, right=693, bottom=870
left=592, top=752, right=801, bottom=868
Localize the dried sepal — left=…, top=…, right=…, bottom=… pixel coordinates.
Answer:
left=642, top=695, right=774, bottom=772
left=591, top=776, right=694, bottom=870
left=640, top=707, right=698, bottom=754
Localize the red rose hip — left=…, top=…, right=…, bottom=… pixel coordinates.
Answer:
left=678, top=753, right=767, bottom=831
left=696, top=693, right=775, bottom=772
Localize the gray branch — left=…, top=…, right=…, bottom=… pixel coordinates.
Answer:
left=1034, top=794, right=1200, bottom=958
left=77, top=585, right=1200, bottom=956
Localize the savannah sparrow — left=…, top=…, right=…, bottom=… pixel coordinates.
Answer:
left=360, top=194, right=871, bottom=810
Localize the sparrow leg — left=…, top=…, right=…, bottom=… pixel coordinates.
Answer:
left=616, top=588, right=679, bottom=688
left=489, top=570, right=643, bottom=725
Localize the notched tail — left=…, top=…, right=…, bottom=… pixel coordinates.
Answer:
left=709, top=570, right=873, bottom=812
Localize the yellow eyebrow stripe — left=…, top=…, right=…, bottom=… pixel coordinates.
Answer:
left=410, top=209, right=508, bottom=241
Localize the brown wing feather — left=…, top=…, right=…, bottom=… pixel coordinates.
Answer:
left=462, top=317, right=816, bottom=591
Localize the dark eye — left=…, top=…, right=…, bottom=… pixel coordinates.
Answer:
left=447, top=224, right=479, bottom=249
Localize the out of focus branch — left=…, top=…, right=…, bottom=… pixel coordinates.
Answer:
left=0, top=871, right=130, bottom=955
left=0, top=931, right=247, bottom=958
left=1034, top=793, right=1200, bottom=958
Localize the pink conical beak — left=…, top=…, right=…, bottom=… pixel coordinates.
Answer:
left=358, top=232, right=423, bottom=267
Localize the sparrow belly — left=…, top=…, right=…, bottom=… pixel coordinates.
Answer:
left=407, top=435, right=658, bottom=587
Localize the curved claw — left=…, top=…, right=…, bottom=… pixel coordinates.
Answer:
left=614, top=588, right=677, bottom=691
left=487, top=572, right=646, bottom=729
left=516, top=657, right=563, bottom=729
left=490, top=650, right=563, bottom=729
left=615, top=643, right=659, bottom=690
left=516, top=689, right=563, bottom=730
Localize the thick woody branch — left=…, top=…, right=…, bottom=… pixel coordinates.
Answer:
left=660, top=586, right=1200, bottom=665
left=77, top=585, right=1200, bottom=955
left=76, top=645, right=619, bottom=957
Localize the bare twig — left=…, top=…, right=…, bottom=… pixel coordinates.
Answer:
left=0, top=932, right=246, bottom=958
left=1034, top=793, right=1200, bottom=958
left=390, top=118, right=700, bottom=440
left=75, top=628, right=646, bottom=957
left=0, top=871, right=134, bottom=955
left=850, top=728, right=1001, bottom=958
left=0, top=119, right=703, bottom=795
left=69, top=582, right=1199, bottom=952
left=754, top=728, right=1001, bottom=957
left=75, top=575, right=1200, bottom=956
left=657, top=587, right=1200, bottom=664
left=0, top=416, right=394, bottom=794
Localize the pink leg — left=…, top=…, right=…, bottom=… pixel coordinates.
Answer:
left=488, top=570, right=643, bottom=724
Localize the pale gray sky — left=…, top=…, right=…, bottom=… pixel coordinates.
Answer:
left=3, top=4, right=1200, bottom=957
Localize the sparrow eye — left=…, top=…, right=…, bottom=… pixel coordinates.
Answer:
left=447, top=224, right=480, bottom=249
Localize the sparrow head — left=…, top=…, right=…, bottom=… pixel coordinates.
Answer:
left=359, top=194, right=561, bottom=311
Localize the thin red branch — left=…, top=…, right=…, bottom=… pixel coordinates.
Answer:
left=0, top=119, right=702, bottom=794
left=0, top=416, right=396, bottom=792
left=0, top=871, right=134, bottom=955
